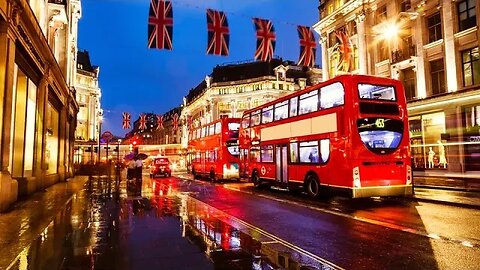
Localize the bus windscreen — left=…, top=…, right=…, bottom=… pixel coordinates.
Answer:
left=358, top=83, right=396, bottom=101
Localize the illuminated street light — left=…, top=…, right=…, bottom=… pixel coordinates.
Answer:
left=382, top=23, right=399, bottom=40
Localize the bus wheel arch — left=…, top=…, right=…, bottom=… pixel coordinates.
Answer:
left=304, top=172, right=321, bottom=198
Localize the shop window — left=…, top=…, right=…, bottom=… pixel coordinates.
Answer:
left=274, top=100, right=289, bottom=121
left=320, top=82, right=344, bottom=109
left=298, top=90, right=318, bottom=115
left=430, top=59, right=446, bottom=95
left=46, top=102, right=59, bottom=175
left=261, top=145, right=274, bottom=162
left=462, top=47, right=480, bottom=87
left=457, top=0, right=477, bottom=32
left=427, top=12, right=442, bottom=43
left=401, top=68, right=417, bottom=100
left=376, top=5, right=387, bottom=24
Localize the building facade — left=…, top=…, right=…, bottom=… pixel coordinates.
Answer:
left=75, top=50, right=101, bottom=142
left=181, top=58, right=322, bottom=149
left=314, top=0, right=480, bottom=172
left=0, top=0, right=80, bottom=211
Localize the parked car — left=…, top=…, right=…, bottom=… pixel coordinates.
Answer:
left=149, top=157, right=172, bottom=178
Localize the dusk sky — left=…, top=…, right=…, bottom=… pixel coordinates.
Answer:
left=78, top=0, right=320, bottom=137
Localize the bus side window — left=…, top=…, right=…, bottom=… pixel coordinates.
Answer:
left=261, top=145, right=274, bottom=162
left=289, top=142, right=299, bottom=163
left=299, top=141, right=320, bottom=163
left=250, top=147, right=260, bottom=162
left=321, top=82, right=345, bottom=109
left=320, top=139, right=330, bottom=163
left=289, top=97, right=298, bottom=117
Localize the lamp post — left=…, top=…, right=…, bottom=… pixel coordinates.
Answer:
left=117, top=139, right=122, bottom=161
left=97, top=114, right=103, bottom=163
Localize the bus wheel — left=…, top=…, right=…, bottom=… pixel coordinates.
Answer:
left=305, top=174, right=320, bottom=198
left=210, top=169, right=216, bottom=183
left=252, top=171, right=261, bottom=188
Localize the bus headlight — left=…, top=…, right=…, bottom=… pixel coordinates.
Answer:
left=353, top=166, right=361, bottom=188
left=406, top=165, right=412, bottom=185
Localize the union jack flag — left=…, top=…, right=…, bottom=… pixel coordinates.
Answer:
left=148, top=0, right=173, bottom=50
left=253, top=18, right=276, bottom=62
left=139, top=114, right=147, bottom=130
left=206, top=9, right=229, bottom=56
left=297, top=25, right=316, bottom=67
left=156, top=114, right=164, bottom=130
left=173, top=113, right=179, bottom=131
left=122, top=112, right=131, bottom=129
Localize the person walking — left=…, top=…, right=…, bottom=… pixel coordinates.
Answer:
left=135, top=157, right=143, bottom=181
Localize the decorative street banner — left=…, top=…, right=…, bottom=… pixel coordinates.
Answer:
left=173, top=113, right=179, bottom=131
left=156, top=114, right=164, bottom=130
left=253, top=18, right=276, bottom=62
left=148, top=0, right=173, bottom=50
left=122, top=112, right=131, bottom=129
left=333, top=30, right=354, bottom=74
left=139, top=114, right=147, bottom=130
left=206, top=9, right=230, bottom=56
left=297, top=25, right=316, bottom=67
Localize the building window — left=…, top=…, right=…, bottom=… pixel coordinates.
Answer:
left=401, top=68, right=416, bottom=100
left=430, top=59, right=446, bottom=95
left=462, top=47, right=480, bottom=87
left=400, top=0, right=411, bottom=12
left=427, top=12, right=442, bottom=43
left=457, top=0, right=477, bottom=32
left=376, top=5, right=387, bottom=24
left=46, top=102, right=60, bottom=175
left=378, top=40, right=389, bottom=61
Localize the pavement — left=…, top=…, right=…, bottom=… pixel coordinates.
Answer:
left=0, top=172, right=479, bottom=269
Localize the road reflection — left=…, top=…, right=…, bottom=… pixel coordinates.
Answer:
left=7, top=176, right=336, bottom=270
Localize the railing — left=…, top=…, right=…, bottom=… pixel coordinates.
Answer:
left=391, top=45, right=416, bottom=64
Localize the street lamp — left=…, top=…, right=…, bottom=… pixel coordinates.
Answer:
left=97, top=114, right=103, bottom=163
left=117, top=139, right=122, bottom=161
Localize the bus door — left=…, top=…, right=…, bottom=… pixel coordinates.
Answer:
left=240, top=148, right=249, bottom=177
left=275, top=145, right=288, bottom=184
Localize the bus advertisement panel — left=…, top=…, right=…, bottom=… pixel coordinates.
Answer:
left=239, top=74, right=412, bottom=198
left=188, top=117, right=241, bottom=182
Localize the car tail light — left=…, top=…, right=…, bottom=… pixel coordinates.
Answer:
left=353, top=166, right=361, bottom=188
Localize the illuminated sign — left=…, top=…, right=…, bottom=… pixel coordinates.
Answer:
left=375, top=118, right=385, bottom=128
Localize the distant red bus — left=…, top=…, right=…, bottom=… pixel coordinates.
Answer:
left=239, top=74, right=412, bottom=198
left=188, top=117, right=241, bottom=182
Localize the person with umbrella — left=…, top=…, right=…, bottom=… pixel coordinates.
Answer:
left=126, top=155, right=136, bottom=180
left=135, top=155, right=144, bottom=181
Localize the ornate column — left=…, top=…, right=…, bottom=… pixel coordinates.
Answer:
left=442, top=0, right=458, bottom=92
left=320, top=33, right=329, bottom=81
left=355, top=11, right=367, bottom=74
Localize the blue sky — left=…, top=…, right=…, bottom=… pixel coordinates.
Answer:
left=78, top=0, right=320, bottom=136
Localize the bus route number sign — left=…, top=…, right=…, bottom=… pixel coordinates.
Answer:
left=375, top=118, right=385, bottom=128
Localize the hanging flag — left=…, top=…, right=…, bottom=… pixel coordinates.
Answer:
left=148, top=0, right=173, bottom=50
left=297, top=25, right=316, bottom=67
left=206, top=9, right=229, bottom=56
left=122, top=112, right=131, bottom=129
left=156, top=114, right=164, bottom=130
left=334, top=30, right=354, bottom=73
left=173, top=113, right=179, bottom=131
left=139, top=114, right=147, bottom=130
left=253, top=18, right=276, bottom=62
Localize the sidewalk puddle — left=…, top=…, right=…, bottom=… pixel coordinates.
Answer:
left=7, top=178, right=335, bottom=270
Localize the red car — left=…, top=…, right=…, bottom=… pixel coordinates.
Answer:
left=150, top=157, right=172, bottom=178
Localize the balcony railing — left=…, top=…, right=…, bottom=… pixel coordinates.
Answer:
left=391, top=45, right=416, bottom=64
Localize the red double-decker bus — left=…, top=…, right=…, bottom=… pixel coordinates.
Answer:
left=239, top=74, right=412, bottom=198
left=188, top=117, right=241, bottom=182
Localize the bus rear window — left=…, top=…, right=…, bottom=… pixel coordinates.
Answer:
left=357, top=118, right=403, bottom=154
left=358, top=83, right=396, bottom=101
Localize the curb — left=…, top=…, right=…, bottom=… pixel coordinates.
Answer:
left=407, top=195, right=480, bottom=210
left=414, top=184, right=480, bottom=193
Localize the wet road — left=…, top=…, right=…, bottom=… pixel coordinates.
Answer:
left=6, top=173, right=480, bottom=270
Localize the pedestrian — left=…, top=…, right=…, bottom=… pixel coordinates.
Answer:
left=135, top=157, right=143, bottom=181
left=127, top=158, right=136, bottom=180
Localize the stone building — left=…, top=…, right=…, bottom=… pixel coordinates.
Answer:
left=0, top=0, right=81, bottom=210
left=75, top=49, right=101, bottom=142
left=314, top=0, right=479, bottom=173
left=181, top=58, right=322, bottom=148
